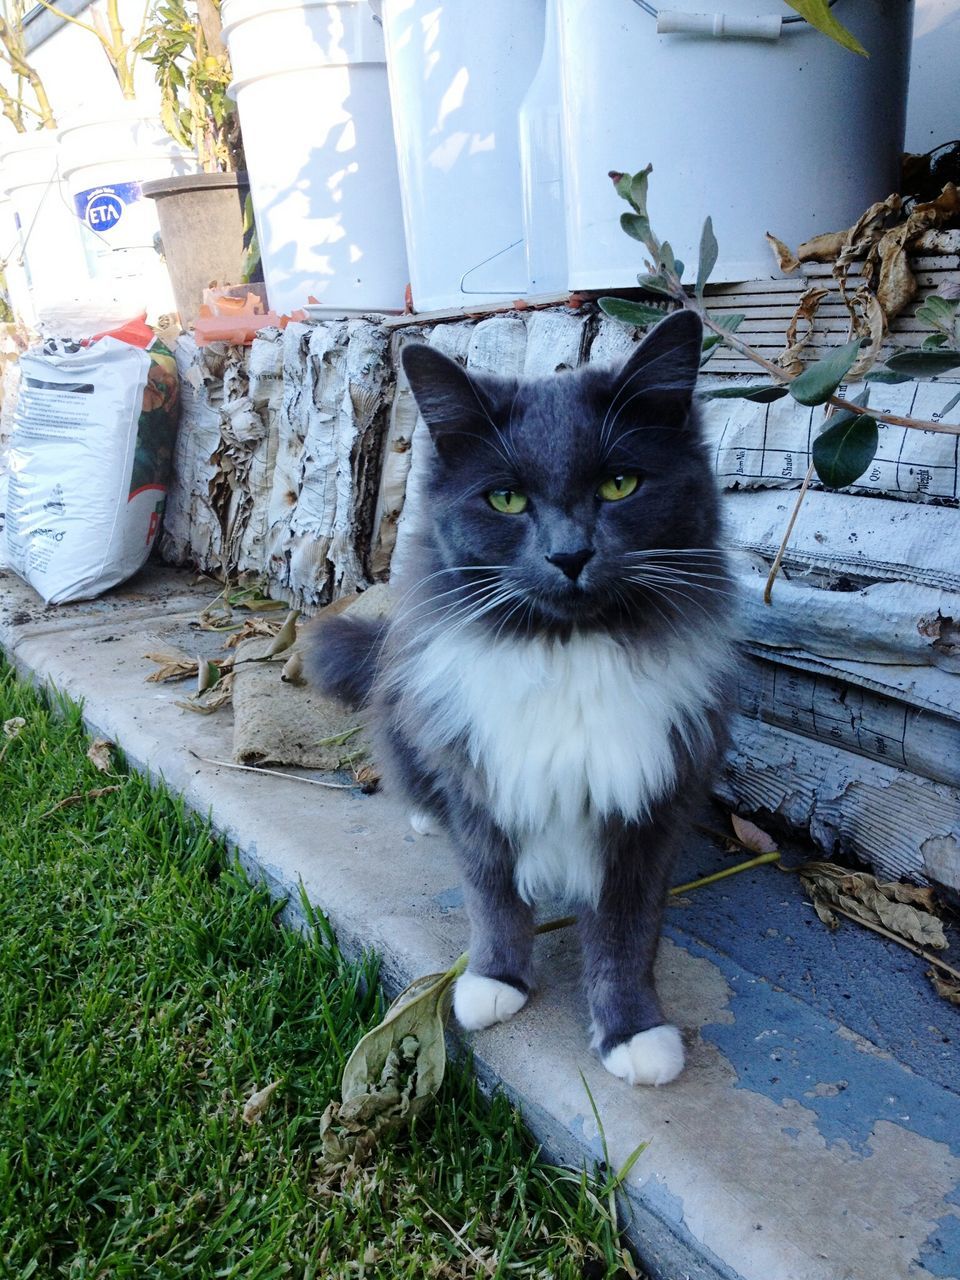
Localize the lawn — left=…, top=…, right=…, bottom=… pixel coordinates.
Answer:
left=0, top=657, right=636, bottom=1279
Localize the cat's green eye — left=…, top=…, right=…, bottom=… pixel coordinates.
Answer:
left=487, top=489, right=528, bottom=514
left=597, top=473, right=640, bottom=502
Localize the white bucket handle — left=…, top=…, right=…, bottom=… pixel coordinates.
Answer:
left=631, top=0, right=848, bottom=42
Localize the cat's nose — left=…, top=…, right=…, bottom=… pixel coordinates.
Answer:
left=546, top=547, right=595, bottom=581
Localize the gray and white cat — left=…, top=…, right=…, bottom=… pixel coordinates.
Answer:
left=308, top=309, right=733, bottom=1086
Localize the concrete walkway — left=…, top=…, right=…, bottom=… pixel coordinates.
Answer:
left=2, top=562, right=958, bottom=1280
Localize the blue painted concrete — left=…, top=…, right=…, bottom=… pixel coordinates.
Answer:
left=918, top=1213, right=960, bottom=1278
left=669, top=831, right=959, bottom=1095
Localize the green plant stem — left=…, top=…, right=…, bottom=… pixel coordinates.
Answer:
left=670, top=851, right=781, bottom=895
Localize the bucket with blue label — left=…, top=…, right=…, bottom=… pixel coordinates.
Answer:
left=73, top=181, right=156, bottom=277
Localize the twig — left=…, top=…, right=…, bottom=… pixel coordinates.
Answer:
left=40, top=785, right=122, bottom=818
left=189, top=752, right=355, bottom=789
left=763, top=459, right=816, bottom=605
left=814, top=901, right=960, bottom=980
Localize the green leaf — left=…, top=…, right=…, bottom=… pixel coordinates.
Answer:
left=629, top=166, right=651, bottom=216
left=598, top=297, right=667, bottom=328
left=636, top=273, right=674, bottom=296
left=696, top=216, right=718, bottom=300
left=864, top=368, right=912, bottom=384
left=788, top=337, right=864, bottom=406
left=784, top=0, right=868, bottom=56
left=700, top=314, right=744, bottom=364
left=885, top=349, right=960, bottom=377
left=673, top=258, right=685, bottom=280
left=620, top=212, right=651, bottom=243
left=939, top=388, right=960, bottom=416
left=705, top=383, right=789, bottom=403
left=812, top=412, right=879, bottom=488
left=915, top=294, right=960, bottom=337
left=659, top=241, right=676, bottom=275
left=922, top=333, right=949, bottom=350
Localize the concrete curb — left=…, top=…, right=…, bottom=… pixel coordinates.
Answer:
left=2, top=564, right=958, bottom=1280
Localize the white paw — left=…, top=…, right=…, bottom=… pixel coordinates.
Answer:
left=410, top=808, right=441, bottom=836
left=602, top=1024, right=685, bottom=1087
left=453, top=971, right=527, bottom=1031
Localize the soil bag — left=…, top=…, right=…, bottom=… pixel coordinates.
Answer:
left=3, top=327, right=179, bottom=603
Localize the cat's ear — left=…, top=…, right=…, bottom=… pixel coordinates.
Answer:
left=613, top=310, right=703, bottom=425
left=401, top=344, right=512, bottom=456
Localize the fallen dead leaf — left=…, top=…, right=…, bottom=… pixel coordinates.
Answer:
left=242, top=1080, right=280, bottom=1125
left=224, top=617, right=283, bottom=649
left=927, top=968, right=960, bottom=1006
left=144, top=653, right=200, bottom=683
left=353, top=763, right=381, bottom=795
left=731, top=814, right=779, bottom=855
left=42, top=785, right=122, bottom=818
left=176, top=671, right=235, bottom=715
left=3, top=717, right=26, bottom=738
left=87, top=738, right=114, bottom=773
left=798, top=861, right=947, bottom=950
left=796, top=229, right=848, bottom=263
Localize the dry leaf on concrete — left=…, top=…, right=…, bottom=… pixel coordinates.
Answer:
left=224, top=617, right=283, bottom=649
left=86, top=739, right=114, bottom=773
left=798, top=861, right=947, bottom=950
left=144, top=653, right=200, bottom=683
left=731, top=814, right=779, bottom=854
left=176, top=671, right=235, bottom=715
left=927, top=968, right=960, bottom=1006
left=242, top=1080, right=280, bottom=1125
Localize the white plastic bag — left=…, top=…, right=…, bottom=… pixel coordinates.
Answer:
left=4, top=333, right=179, bottom=604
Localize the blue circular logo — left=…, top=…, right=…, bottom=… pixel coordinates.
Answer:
left=84, top=192, right=124, bottom=232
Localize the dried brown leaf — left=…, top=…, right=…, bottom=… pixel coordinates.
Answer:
left=846, top=287, right=887, bottom=379
left=927, top=968, right=960, bottom=1006
left=796, top=230, right=848, bottom=263
left=834, top=193, right=902, bottom=268
left=224, top=618, right=282, bottom=649
left=730, top=813, right=779, bottom=854
left=2, top=717, right=26, bottom=739
left=144, top=653, right=200, bottom=683
left=242, top=1080, right=280, bottom=1125
left=87, top=738, right=114, bottom=773
left=799, top=861, right=948, bottom=951
left=42, top=785, right=122, bottom=817
left=353, top=763, right=381, bottom=795
left=775, top=286, right=829, bottom=375
left=176, top=671, right=234, bottom=715
left=765, top=232, right=800, bottom=274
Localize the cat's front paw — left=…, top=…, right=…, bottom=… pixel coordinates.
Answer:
left=454, top=971, right=527, bottom=1031
left=601, top=1024, right=685, bottom=1087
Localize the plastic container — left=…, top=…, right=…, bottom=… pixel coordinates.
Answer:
left=0, top=131, right=88, bottom=317
left=0, top=195, right=37, bottom=325
left=221, top=0, right=408, bottom=315
left=58, top=103, right=197, bottom=311
left=380, top=0, right=545, bottom=312
left=141, top=171, right=259, bottom=327
left=557, top=0, right=914, bottom=288
left=518, top=0, right=566, bottom=295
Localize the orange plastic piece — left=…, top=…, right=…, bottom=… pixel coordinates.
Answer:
left=89, top=313, right=155, bottom=349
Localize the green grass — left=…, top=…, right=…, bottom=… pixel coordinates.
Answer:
left=0, top=658, right=637, bottom=1279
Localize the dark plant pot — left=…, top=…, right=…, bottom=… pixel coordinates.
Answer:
left=141, top=171, right=260, bottom=328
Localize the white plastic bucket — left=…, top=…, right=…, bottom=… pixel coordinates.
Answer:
left=58, top=104, right=197, bottom=311
left=518, top=0, right=566, bottom=295
left=380, top=0, right=545, bottom=313
left=0, top=195, right=38, bottom=326
left=221, top=0, right=409, bottom=315
left=0, top=131, right=88, bottom=316
left=557, top=0, right=914, bottom=288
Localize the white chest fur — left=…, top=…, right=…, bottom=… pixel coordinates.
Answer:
left=402, top=628, right=724, bottom=904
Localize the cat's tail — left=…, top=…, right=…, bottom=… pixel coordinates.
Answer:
left=303, top=615, right=385, bottom=710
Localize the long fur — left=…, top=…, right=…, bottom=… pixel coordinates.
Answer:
left=307, top=311, right=733, bottom=1084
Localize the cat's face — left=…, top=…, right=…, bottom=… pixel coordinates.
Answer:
left=401, top=311, right=726, bottom=636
